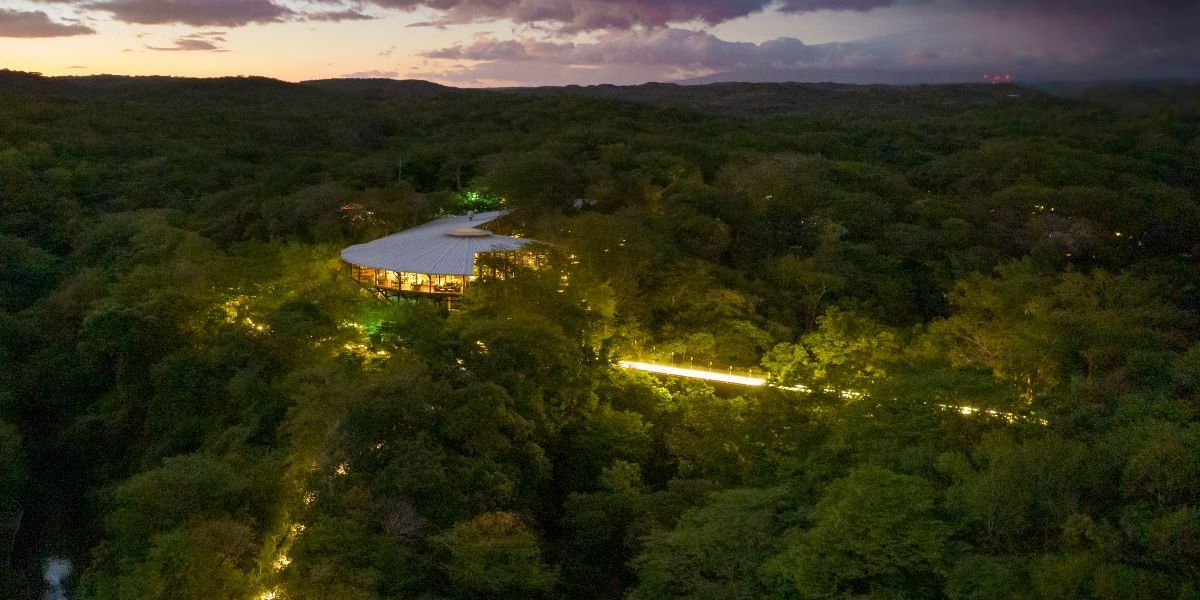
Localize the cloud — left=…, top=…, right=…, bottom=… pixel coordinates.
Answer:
left=80, top=0, right=374, bottom=27
left=147, top=38, right=221, bottom=50
left=339, top=69, right=398, bottom=78
left=86, top=0, right=292, bottom=26
left=382, top=0, right=1200, bottom=40
left=779, top=0, right=899, bottom=9
left=416, top=18, right=1200, bottom=87
left=423, top=29, right=870, bottom=71
left=0, top=9, right=95, bottom=37
left=39, top=0, right=900, bottom=32
left=303, top=8, right=373, bottom=21
left=412, top=59, right=679, bottom=87
left=416, top=30, right=886, bottom=85
left=147, top=30, right=228, bottom=50
left=378, top=0, right=830, bottom=32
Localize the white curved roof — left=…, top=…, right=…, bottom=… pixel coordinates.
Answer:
left=340, top=211, right=532, bottom=276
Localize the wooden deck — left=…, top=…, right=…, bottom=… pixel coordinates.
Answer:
left=349, top=263, right=466, bottom=299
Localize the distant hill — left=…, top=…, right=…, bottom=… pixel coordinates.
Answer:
left=1059, top=82, right=1200, bottom=114
left=5, top=69, right=1194, bottom=122
left=677, top=67, right=971, bottom=86
left=502, top=81, right=1050, bottom=119
left=0, top=70, right=323, bottom=104
left=301, top=78, right=457, bottom=99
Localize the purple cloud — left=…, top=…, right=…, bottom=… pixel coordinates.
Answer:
left=779, top=0, right=897, bottom=9
left=147, top=37, right=222, bottom=51
left=303, top=8, right=373, bottom=21
left=416, top=30, right=880, bottom=85
left=411, top=58, right=673, bottom=87
left=368, top=0, right=1200, bottom=41
left=0, top=9, right=95, bottom=37
left=417, top=16, right=1200, bottom=87
left=86, top=0, right=292, bottom=26
left=379, top=0, right=785, bottom=32
left=147, top=31, right=228, bottom=50
left=424, top=30, right=863, bottom=71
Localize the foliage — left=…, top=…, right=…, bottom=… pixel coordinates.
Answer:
left=431, top=511, right=557, bottom=598
left=632, top=487, right=792, bottom=600
left=764, top=466, right=954, bottom=598
left=0, top=72, right=1197, bottom=598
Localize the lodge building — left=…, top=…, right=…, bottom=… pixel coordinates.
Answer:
left=341, top=211, right=535, bottom=300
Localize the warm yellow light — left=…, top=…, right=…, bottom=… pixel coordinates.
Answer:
left=938, top=403, right=1048, bottom=426
left=618, top=361, right=766, bottom=386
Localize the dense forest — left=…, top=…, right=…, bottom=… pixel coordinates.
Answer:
left=1, top=69, right=1198, bottom=599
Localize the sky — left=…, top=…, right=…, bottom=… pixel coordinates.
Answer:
left=1, top=0, right=1197, bottom=87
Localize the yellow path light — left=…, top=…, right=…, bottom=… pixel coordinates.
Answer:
left=618, top=360, right=766, bottom=386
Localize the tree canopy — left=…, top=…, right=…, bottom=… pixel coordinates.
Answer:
left=1, top=71, right=1198, bottom=598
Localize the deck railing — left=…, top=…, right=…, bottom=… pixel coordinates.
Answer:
left=349, top=266, right=464, bottom=296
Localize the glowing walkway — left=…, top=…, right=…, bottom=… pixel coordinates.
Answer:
left=617, top=360, right=1044, bottom=425
left=617, top=360, right=767, bottom=386
left=618, top=360, right=858, bottom=398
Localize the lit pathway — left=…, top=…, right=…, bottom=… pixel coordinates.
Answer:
left=617, top=360, right=767, bottom=386
left=617, top=359, right=1043, bottom=424
left=616, top=359, right=822, bottom=394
